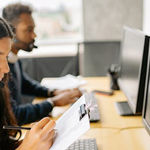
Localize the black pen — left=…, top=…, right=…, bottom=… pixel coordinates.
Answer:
left=3, top=125, right=31, bottom=130
left=93, top=90, right=114, bottom=96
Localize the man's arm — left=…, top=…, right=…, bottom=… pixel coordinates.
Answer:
left=11, top=88, right=82, bottom=125
left=11, top=98, right=53, bottom=125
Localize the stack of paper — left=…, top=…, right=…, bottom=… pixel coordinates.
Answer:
left=41, top=74, right=87, bottom=90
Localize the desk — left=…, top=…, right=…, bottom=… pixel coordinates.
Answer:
left=39, top=77, right=143, bottom=129
left=32, top=77, right=150, bottom=150
left=81, top=128, right=150, bottom=150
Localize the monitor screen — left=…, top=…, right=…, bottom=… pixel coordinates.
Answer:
left=118, top=26, right=149, bottom=114
left=143, top=56, right=150, bottom=135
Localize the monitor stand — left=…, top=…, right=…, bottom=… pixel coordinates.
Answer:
left=114, top=101, right=134, bottom=116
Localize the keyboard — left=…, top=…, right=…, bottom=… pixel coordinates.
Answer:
left=66, top=138, right=98, bottom=150
left=84, top=92, right=100, bottom=122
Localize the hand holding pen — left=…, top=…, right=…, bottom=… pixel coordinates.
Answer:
left=4, top=118, right=56, bottom=150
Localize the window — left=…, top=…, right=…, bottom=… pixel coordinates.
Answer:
left=0, top=0, right=83, bottom=43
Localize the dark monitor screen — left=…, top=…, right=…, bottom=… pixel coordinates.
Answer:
left=118, top=26, right=149, bottom=114
left=143, top=54, right=150, bottom=135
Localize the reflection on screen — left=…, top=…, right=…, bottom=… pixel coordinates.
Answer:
left=145, top=78, right=150, bottom=125
left=120, top=28, right=145, bottom=108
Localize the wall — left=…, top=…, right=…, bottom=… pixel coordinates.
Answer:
left=81, top=0, right=143, bottom=76
left=82, top=0, right=143, bottom=41
left=79, top=41, right=120, bottom=76
left=143, top=0, right=150, bottom=35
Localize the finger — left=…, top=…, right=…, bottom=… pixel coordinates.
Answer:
left=48, top=138, right=54, bottom=149
left=53, top=129, right=57, bottom=140
left=70, top=88, right=80, bottom=94
left=62, top=89, right=70, bottom=92
left=42, top=120, right=55, bottom=136
left=47, top=129, right=55, bottom=140
left=72, top=88, right=80, bottom=92
left=74, top=90, right=82, bottom=97
left=47, top=130, right=56, bottom=147
left=67, top=98, right=76, bottom=104
left=42, top=129, right=55, bottom=149
left=69, top=91, right=80, bottom=99
left=75, top=89, right=82, bottom=95
left=34, top=117, right=50, bottom=130
left=23, top=130, right=30, bottom=139
left=48, top=140, right=53, bottom=149
left=30, top=122, right=36, bottom=127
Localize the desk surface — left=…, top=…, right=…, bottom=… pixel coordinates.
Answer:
left=40, top=77, right=143, bottom=129
left=33, top=77, right=150, bottom=150
left=81, top=128, right=150, bottom=150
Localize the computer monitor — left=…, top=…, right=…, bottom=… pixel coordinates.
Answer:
left=143, top=49, right=150, bottom=135
left=115, top=26, right=150, bottom=116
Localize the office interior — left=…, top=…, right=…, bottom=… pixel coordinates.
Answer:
left=0, top=0, right=145, bottom=81
left=1, top=0, right=150, bottom=150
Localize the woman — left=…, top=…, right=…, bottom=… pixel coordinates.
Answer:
left=0, top=18, right=55, bottom=150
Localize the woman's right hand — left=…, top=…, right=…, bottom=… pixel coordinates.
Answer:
left=17, top=117, right=56, bottom=150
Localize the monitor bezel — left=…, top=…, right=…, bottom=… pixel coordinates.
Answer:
left=119, top=26, right=149, bottom=114
left=143, top=42, right=150, bottom=135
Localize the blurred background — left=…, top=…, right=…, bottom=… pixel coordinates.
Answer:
left=0, top=0, right=149, bottom=80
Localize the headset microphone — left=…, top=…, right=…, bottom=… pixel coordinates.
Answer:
left=29, top=43, right=38, bottom=50
left=33, top=45, right=38, bottom=49
left=14, top=38, right=38, bottom=52
left=0, top=81, right=4, bottom=88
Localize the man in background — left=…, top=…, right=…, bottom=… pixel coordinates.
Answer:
left=2, top=3, right=82, bottom=125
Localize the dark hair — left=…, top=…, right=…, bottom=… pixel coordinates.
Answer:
left=2, top=3, right=32, bottom=25
left=0, top=75, right=20, bottom=150
left=0, top=18, right=13, bottom=39
left=0, top=18, right=19, bottom=150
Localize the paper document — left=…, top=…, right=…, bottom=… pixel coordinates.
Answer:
left=50, top=95, right=90, bottom=150
left=41, top=74, right=87, bottom=90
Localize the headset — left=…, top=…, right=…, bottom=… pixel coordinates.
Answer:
left=0, top=40, right=38, bottom=88
left=13, top=38, right=38, bottom=52
left=11, top=25, right=38, bottom=52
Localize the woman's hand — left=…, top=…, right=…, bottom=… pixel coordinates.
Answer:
left=17, top=117, right=55, bottom=150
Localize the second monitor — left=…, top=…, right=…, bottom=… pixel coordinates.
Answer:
left=115, top=26, right=150, bottom=116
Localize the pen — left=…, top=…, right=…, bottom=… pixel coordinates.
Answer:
left=3, top=126, right=58, bottom=132
left=3, top=125, right=31, bottom=130
left=93, top=90, right=114, bottom=96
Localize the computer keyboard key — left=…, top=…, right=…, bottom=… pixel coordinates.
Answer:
left=66, top=138, right=98, bottom=150
left=84, top=92, right=100, bottom=122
